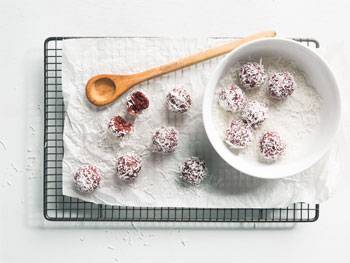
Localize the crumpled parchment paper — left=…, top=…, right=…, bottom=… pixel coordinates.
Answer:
left=62, top=37, right=343, bottom=208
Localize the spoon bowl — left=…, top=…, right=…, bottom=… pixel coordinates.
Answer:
left=86, top=74, right=131, bottom=106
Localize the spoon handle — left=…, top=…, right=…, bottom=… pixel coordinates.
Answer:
left=127, top=31, right=276, bottom=86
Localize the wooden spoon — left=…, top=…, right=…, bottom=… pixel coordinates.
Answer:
left=86, top=31, right=276, bottom=106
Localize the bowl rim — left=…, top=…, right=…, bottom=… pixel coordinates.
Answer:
left=202, top=37, right=341, bottom=179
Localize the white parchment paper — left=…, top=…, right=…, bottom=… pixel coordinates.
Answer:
left=62, top=37, right=343, bottom=208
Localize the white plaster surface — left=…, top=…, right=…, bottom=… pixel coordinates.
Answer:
left=1, top=0, right=350, bottom=262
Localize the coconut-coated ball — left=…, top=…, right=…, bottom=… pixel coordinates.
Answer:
left=241, top=100, right=268, bottom=129
left=259, top=131, right=286, bottom=161
left=268, top=72, right=296, bottom=100
left=152, top=126, right=179, bottom=153
left=166, top=86, right=192, bottom=113
left=179, top=157, right=208, bottom=185
left=116, top=153, right=142, bottom=182
left=217, top=84, right=247, bottom=112
left=239, top=62, right=267, bottom=90
left=225, top=119, right=254, bottom=149
left=73, top=165, right=101, bottom=193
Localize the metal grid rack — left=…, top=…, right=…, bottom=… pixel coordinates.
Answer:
left=44, top=37, right=320, bottom=222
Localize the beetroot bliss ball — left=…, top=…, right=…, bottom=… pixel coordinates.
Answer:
left=239, top=62, right=267, bottom=90
left=259, top=131, right=286, bottom=161
left=268, top=72, right=296, bottom=100
left=73, top=165, right=101, bottom=194
left=108, top=115, right=133, bottom=138
left=225, top=119, right=253, bottom=149
left=217, top=84, right=247, bottom=112
left=116, top=153, right=142, bottom=182
left=126, top=91, right=149, bottom=116
left=241, top=100, right=268, bottom=129
left=152, top=126, right=179, bottom=153
left=166, top=86, right=192, bottom=113
left=179, top=157, right=208, bottom=185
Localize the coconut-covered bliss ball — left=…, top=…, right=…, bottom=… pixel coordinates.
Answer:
left=73, top=165, right=101, bottom=194
left=241, top=100, right=268, bottom=129
left=225, top=119, right=254, bottom=149
left=126, top=91, right=149, bottom=116
left=152, top=126, right=179, bottom=153
left=179, top=157, right=208, bottom=185
left=259, top=131, right=286, bottom=161
left=268, top=72, right=296, bottom=100
left=239, top=62, right=267, bottom=90
left=217, top=84, right=247, bottom=112
left=108, top=115, right=133, bottom=138
left=166, top=86, right=192, bottom=113
left=116, top=153, right=142, bottom=182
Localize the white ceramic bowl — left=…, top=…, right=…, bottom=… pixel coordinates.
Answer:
left=203, top=38, right=341, bottom=179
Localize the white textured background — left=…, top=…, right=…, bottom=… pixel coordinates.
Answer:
left=1, top=0, right=350, bottom=262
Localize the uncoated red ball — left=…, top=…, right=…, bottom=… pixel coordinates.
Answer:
left=126, top=91, right=150, bottom=116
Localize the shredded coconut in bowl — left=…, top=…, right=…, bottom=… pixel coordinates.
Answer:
left=213, top=56, right=322, bottom=164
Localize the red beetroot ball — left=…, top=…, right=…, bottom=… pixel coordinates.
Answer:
left=259, top=131, right=286, bottom=161
left=108, top=115, right=133, bottom=138
left=116, top=153, right=142, bottom=182
left=152, top=126, right=179, bottom=153
left=126, top=91, right=149, bottom=116
left=73, top=165, right=101, bottom=193
left=180, top=157, right=208, bottom=185
left=239, top=62, right=267, bottom=90
left=225, top=119, right=253, bottom=149
left=268, top=72, right=296, bottom=100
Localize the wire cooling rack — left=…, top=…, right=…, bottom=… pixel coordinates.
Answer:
left=44, top=37, right=320, bottom=222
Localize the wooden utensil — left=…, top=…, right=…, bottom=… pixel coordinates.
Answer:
left=86, top=31, right=276, bottom=106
